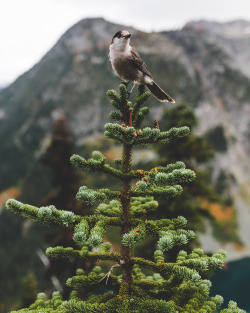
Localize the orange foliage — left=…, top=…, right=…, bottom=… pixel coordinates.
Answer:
left=233, top=243, right=244, bottom=251
left=103, top=147, right=122, bottom=160
left=0, top=187, right=21, bottom=208
left=198, top=197, right=234, bottom=222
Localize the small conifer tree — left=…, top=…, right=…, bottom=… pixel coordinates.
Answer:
left=6, top=85, right=244, bottom=312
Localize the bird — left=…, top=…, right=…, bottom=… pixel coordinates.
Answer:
left=109, top=30, right=175, bottom=103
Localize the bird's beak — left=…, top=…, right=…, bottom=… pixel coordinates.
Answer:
left=124, top=33, right=131, bottom=38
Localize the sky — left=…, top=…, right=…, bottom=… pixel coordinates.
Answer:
left=1, top=0, right=250, bottom=86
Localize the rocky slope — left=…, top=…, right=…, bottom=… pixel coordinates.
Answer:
left=0, top=18, right=250, bottom=259
left=170, top=20, right=250, bottom=259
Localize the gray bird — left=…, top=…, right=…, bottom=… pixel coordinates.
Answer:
left=109, top=30, right=175, bottom=103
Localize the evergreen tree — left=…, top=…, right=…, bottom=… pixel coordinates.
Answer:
left=41, top=112, right=90, bottom=297
left=18, top=271, right=38, bottom=309
left=152, top=103, right=240, bottom=245
left=41, top=111, right=79, bottom=213
left=6, top=85, right=244, bottom=312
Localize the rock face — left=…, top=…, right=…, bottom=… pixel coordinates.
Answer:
left=169, top=20, right=250, bottom=258
left=0, top=18, right=250, bottom=258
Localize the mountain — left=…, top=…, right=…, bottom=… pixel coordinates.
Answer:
left=0, top=18, right=250, bottom=259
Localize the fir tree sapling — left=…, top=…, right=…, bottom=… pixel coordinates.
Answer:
left=6, top=84, right=245, bottom=312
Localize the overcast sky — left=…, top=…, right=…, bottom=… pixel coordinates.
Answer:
left=1, top=0, right=250, bottom=86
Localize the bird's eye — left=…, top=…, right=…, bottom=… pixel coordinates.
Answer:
left=113, top=31, right=122, bottom=39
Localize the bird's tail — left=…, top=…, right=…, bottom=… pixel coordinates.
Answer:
left=146, top=81, right=175, bottom=103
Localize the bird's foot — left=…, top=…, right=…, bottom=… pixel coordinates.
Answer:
left=127, top=90, right=132, bottom=99
left=121, top=81, right=130, bottom=88
left=128, top=83, right=136, bottom=97
left=120, top=81, right=131, bottom=98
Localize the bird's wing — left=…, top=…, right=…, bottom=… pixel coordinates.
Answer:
left=129, top=48, right=152, bottom=78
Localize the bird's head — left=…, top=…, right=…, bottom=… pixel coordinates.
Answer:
left=111, top=30, right=131, bottom=47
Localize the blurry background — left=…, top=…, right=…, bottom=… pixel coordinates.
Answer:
left=1, top=0, right=250, bottom=312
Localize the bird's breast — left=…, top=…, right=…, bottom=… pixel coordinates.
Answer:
left=109, top=45, right=140, bottom=82
left=113, top=58, right=129, bottom=78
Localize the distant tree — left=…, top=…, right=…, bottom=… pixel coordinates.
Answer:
left=153, top=103, right=240, bottom=247
left=19, top=271, right=38, bottom=309
left=40, top=111, right=89, bottom=297
left=41, top=110, right=79, bottom=212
